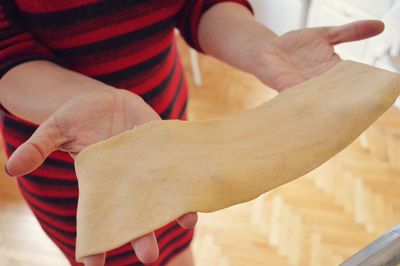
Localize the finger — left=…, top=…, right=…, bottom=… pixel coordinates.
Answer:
left=82, top=253, right=106, bottom=266
left=131, top=232, right=159, bottom=264
left=177, top=212, right=198, bottom=229
left=5, top=117, right=67, bottom=177
left=325, top=20, right=384, bottom=45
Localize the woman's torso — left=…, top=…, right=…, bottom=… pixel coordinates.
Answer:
left=1, top=1, right=192, bottom=265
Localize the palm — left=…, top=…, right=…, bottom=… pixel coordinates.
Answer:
left=54, top=91, right=158, bottom=156
left=256, top=20, right=384, bottom=90
left=265, top=29, right=340, bottom=89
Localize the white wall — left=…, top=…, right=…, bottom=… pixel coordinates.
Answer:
left=248, top=0, right=310, bottom=35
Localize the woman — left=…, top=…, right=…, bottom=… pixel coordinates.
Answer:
left=0, top=0, right=384, bottom=265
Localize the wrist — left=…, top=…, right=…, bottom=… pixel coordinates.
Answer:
left=79, top=89, right=159, bottom=125
left=70, top=88, right=143, bottom=111
left=0, top=60, right=121, bottom=124
left=247, top=37, right=291, bottom=91
left=243, top=33, right=279, bottom=76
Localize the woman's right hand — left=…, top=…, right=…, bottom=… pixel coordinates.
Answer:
left=5, top=89, right=197, bottom=266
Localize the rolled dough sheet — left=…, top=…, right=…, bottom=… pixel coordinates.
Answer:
left=75, top=61, right=400, bottom=261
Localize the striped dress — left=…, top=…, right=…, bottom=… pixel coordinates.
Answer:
left=0, top=0, right=251, bottom=265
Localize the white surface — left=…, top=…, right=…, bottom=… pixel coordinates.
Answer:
left=248, top=0, right=310, bottom=35
left=189, top=48, right=202, bottom=87
left=395, top=98, right=400, bottom=109
left=341, top=0, right=394, bottom=18
left=366, top=1, right=400, bottom=59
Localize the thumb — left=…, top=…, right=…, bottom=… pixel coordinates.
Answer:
left=6, top=117, right=67, bottom=177
left=325, top=20, right=385, bottom=45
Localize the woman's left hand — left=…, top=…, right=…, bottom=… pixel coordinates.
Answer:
left=252, top=20, right=384, bottom=91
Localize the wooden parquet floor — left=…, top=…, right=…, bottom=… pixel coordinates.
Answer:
left=0, top=37, right=399, bottom=265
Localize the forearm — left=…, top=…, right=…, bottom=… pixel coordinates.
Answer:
left=0, top=61, right=115, bottom=124
left=198, top=2, right=277, bottom=74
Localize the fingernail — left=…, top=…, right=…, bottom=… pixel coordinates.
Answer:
left=4, top=165, right=12, bottom=177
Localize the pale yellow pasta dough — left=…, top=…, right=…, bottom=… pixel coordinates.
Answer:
left=75, top=61, right=400, bottom=261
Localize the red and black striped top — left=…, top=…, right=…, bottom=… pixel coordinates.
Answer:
left=0, top=1, right=252, bottom=265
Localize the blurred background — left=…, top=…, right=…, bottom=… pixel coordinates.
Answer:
left=1, top=0, right=399, bottom=265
